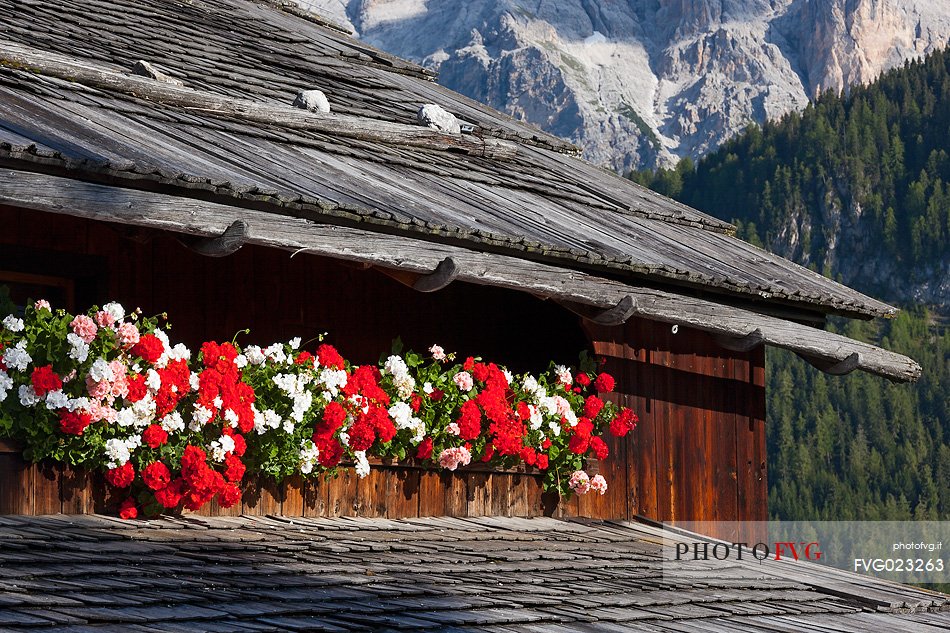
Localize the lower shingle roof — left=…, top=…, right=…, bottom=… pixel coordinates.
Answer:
left=0, top=514, right=946, bottom=631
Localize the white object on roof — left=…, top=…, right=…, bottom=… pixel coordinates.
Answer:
left=293, top=89, right=331, bottom=113
left=417, top=103, right=460, bottom=134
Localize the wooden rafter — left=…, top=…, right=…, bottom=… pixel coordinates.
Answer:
left=0, top=170, right=922, bottom=382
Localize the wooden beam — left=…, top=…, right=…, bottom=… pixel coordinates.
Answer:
left=0, top=40, right=518, bottom=160
left=176, top=220, right=247, bottom=257
left=0, top=170, right=922, bottom=383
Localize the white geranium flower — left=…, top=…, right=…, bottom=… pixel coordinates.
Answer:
left=528, top=404, right=544, bottom=430
left=66, top=333, right=90, bottom=363
left=89, top=359, right=114, bottom=383
left=392, top=373, right=415, bottom=400
left=223, top=408, right=240, bottom=428
left=153, top=329, right=171, bottom=368
left=318, top=368, right=347, bottom=397
left=388, top=401, right=413, bottom=429
left=2, top=315, right=24, bottom=332
left=245, top=345, right=265, bottom=365
left=102, top=302, right=125, bottom=323
left=45, top=389, right=69, bottom=411
left=104, top=438, right=131, bottom=468
left=252, top=406, right=281, bottom=434
left=0, top=370, right=12, bottom=402
left=299, top=439, right=319, bottom=474
left=168, top=343, right=191, bottom=363
left=354, top=451, right=370, bottom=478
left=289, top=337, right=301, bottom=350
left=555, top=365, right=572, bottom=386
left=209, top=435, right=236, bottom=462
left=263, top=343, right=286, bottom=365
left=145, top=369, right=162, bottom=392
left=116, top=408, right=137, bottom=428
left=3, top=342, right=31, bottom=372
left=66, top=397, right=91, bottom=412
left=384, top=355, right=408, bottom=377
left=191, top=404, right=213, bottom=430
left=161, top=411, right=185, bottom=433
left=18, top=385, right=40, bottom=407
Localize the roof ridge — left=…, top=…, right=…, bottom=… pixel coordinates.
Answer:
left=0, top=39, right=518, bottom=159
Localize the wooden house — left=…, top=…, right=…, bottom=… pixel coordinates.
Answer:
left=0, top=0, right=921, bottom=547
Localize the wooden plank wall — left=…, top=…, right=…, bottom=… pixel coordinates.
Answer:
left=574, top=320, right=768, bottom=541
left=0, top=208, right=768, bottom=529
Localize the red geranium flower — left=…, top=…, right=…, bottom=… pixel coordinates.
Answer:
left=593, top=372, right=615, bottom=393
left=536, top=454, right=549, bottom=470
left=584, top=395, right=604, bottom=419
left=118, top=497, right=138, bottom=520
left=106, top=463, right=135, bottom=489
left=223, top=454, right=246, bottom=483
left=520, top=446, right=538, bottom=466
left=294, top=351, right=313, bottom=365
left=218, top=483, right=242, bottom=508
left=142, top=461, right=172, bottom=491
left=576, top=372, right=591, bottom=387
left=230, top=433, right=246, bottom=457
left=155, top=478, right=185, bottom=508
left=415, top=437, right=433, bottom=460
left=131, top=334, right=164, bottom=364
left=568, top=433, right=590, bottom=454
left=126, top=374, right=148, bottom=402
left=316, top=438, right=343, bottom=467
left=348, top=418, right=377, bottom=451
left=590, top=436, right=609, bottom=460
left=30, top=365, right=62, bottom=398
left=322, top=401, right=346, bottom=432
left=457, top=400, right=482, bottom=440
left=59, top=410, right=92, bottom=435
left=609, top=408, right=639, bottom=437
left=142, top=424, right=169, bottom=449
left=316, top=344, right=345, bottom=370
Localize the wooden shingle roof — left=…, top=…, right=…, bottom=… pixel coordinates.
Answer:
left=0, top=514, right=946, bottom=631
left=0, top=0, right=922, bottom=381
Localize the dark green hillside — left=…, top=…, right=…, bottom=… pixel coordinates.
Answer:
left=768, top=311, right=949, bottom=521
left=632, top=48, right=950, bottom=294
left=632, top=48, right=950, bottom=521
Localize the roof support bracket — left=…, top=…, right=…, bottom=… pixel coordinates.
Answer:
left=557, top=295, right=638, bottom=326
left=799, top=352, right=861, bottom=376
left=376, top=257, right=459, bottom=293
left=413, top=257, right=458, bottom=293
left=714, top=328, right=765, bottom=352
left=177, top=220, right=247, bottom=257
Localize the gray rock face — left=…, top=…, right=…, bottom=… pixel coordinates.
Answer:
left=296, top=0, right=950, bottom=173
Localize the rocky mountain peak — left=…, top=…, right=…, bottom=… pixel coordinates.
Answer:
left=298, top=0, right=950, bottom=171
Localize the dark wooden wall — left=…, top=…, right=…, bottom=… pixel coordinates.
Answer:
left=0, top=207, right=768, bottom=534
